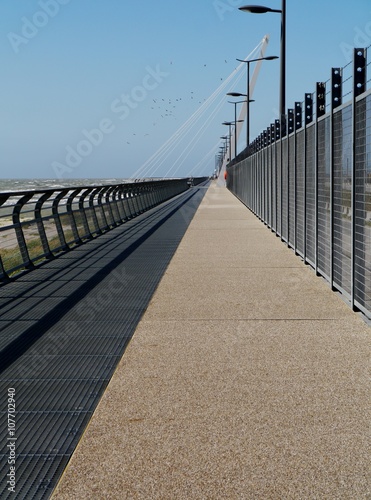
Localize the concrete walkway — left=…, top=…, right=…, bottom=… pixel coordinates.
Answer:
left=53, top=183, right=370, bottom=499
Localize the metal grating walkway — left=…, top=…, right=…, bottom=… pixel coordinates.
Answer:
left=0, top=185, right=208, bottom=499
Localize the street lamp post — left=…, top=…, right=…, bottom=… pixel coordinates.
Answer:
left=235, top=56, right=278, bottom=149
left=228, top=100, right=243, bottom=161
left=222, top=122, right=233, bottom=161
left=227, top=96, right=253, bottom=160
left=239, top=2, right=286, bottom=133
left=223, top=120, right=244, bottom=161
left=227, top=92, right=256, bottom=155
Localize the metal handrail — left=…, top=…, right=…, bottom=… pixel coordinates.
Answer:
left=0, top=177, right=208, bottom=280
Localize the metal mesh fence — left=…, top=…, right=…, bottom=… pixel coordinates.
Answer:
left=226, top=54, right=371, bottom=319
left=271, top=143, right=277, bottom=232
left=288, top=134, right=295, bottom=247
left=317, top=117, right=331, bottom=280
left=305, top=124, right=316, bottom=266
left=354, top=94, right=371, bottom=313
left=281, top=138, right=288, bottom=241
left=276, top=142, right=282, bottom=236
left=333, top=105, right=352, bottom=296
left=296, top=129, right=305, bottom=256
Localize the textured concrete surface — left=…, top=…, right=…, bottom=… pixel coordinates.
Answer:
left=53, top=183, right=371, bottom=499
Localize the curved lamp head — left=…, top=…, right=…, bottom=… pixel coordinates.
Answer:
left=239, top=5, right=282, bottom=14
left=236, top=55, right=279, bottom=63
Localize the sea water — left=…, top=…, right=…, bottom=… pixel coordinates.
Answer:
left=0, top=178, right=133, bottom=194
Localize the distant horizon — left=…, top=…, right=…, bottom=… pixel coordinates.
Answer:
left=0, top=175, right=201, bottom=192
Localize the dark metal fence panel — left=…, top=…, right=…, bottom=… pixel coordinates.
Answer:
left=317, top=116, right=331, bottom=280
left=257, top=152, right=262, bottom=217
left=0, top=178, right=207, bottom=280
left=354, top=93, right=371, bottom=313
left=305, top=123, right=316, bottom=266
left=259, top=151, right=263, bottom=218
left=288, top=133, right=296, bottom=247
left=281, top=138, right=289, bottom=241
left=296, top=129, right=305, bottom=256
left=333, top=104, right=352, bottom=296
left=276, top=141, right=282, bottom=236
left=266, top=146, right=271, bottom=226
left=272, top=141, right=277, bottom=232
left=253, top=155, right=257, bottom=213
left=262, top=149, right=266, bottom=220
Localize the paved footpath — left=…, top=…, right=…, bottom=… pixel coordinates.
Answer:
left=53, top=183, right=370, bottom=499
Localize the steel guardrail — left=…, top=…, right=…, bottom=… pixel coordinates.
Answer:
left=0, top=177, right=208, bottom=280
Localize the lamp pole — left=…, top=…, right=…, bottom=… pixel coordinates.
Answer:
left=227, top=96, right=252, bottom=159
left=229, top=101, right=242, bottom=160
left=239, top=2, right=285, bottom=131
left=223, top=120, right=243, bottom=160
left=222, top=122, right=233, bottom=161
left=227, top=92, right=256, bottom=154
left=235, top=55, right=278, bottom=149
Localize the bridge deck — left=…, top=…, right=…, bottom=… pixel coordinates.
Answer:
left=52, top=183, right=370, bottom=499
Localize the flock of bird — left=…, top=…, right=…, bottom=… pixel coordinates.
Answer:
left=125, top=60, right=230, bottom=144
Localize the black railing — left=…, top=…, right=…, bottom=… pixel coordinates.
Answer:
left=0, top=177, right=208, bottom=280
left=227, top=47, right=371, bottom=320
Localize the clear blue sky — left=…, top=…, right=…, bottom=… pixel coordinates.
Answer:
left=1, top=0, right=370, bottom=179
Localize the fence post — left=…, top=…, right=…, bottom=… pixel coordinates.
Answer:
left=111, top=186, right=122, bottom=224
left=89, top=187, right=103, bottom=234
left=330, top=68, right=343, bottom=290
left=67, top=189, right=83, bottom=244
left=104, top=186, right=118, bottom=227
left=305, top=93, right=313, bottom=264
left=285, top=112, right=290, bottom=246
left=52, top=190, right=69, bottom=250
left=79, top=188, right=94, bottom=238
left=98, top=187, right=111, bottom=230
left=279, top=118, right=284, bottom=240
left=288, top=108, right=295, bottom=249
left=35, top=192, right=54, bottom=259
left=295, top=102, right=303, bottom=255
left=13, top=193, right=35, bottom=269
